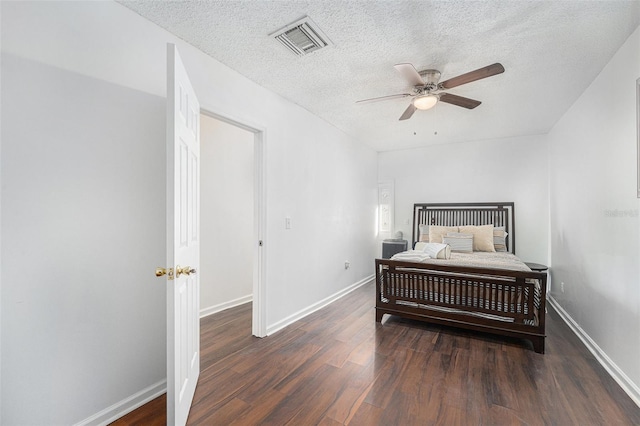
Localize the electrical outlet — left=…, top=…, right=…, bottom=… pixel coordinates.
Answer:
left=561, top=282, right=565, bottom=293
left=285, top=217, right=291, bottom=229
left=344, top=261, right=350, bottom=270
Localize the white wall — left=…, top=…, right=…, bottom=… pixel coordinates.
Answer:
left=378, top=135, right=549, bottom=263
left=200, top=115, right=254, bottom=315
left=1, top=53, right=167, bottom=424
left=1, top=1, right=378, bottom=424
left=548, top=26, right=640, bottom=401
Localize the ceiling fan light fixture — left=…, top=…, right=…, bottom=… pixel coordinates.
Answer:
left=413, top=94, right=439, bottom=110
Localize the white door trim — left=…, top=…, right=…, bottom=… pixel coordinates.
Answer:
left=199, top=109, right=267, bottom=337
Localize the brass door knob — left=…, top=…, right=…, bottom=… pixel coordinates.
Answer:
left=155, top=267, right=174, bottom=280
left=176, top=265, right=196, bottom=277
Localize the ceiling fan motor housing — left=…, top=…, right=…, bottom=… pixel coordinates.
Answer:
left=418, top=69, right=441, bottom=85
left=414, top=69, right=441, bottom=93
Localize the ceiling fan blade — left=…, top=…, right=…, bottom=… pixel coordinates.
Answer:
left=356, top=93, right=412, bottom=104
left=394, top=63, right=424, bottom=87
left=399, top=104, right=417, bottom=120
left=439, top=93, right=482, bottom=109
left=439, top=63, right=505, bottom=89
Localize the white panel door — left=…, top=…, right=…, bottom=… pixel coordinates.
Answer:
left=166, top=43, right=200, bottom=426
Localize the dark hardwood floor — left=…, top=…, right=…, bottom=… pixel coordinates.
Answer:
left=112, top=281, right=640, bottom=425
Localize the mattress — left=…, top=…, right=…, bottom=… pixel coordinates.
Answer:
left=394, top=251, right=532, bottom=272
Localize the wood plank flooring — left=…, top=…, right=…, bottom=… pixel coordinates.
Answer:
left=112, top=281, right=640, bottom=425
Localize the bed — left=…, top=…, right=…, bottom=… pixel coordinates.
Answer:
left=375, top=202, right=547, bottom=353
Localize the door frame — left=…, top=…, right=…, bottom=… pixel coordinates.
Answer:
left=199, top=108, right=267, bottom=337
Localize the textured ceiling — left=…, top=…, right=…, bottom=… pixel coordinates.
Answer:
left=120, top=0, right=640, bottom=152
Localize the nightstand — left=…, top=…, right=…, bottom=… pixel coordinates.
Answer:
left=382, top=239, right=408, bottom=259
left=525, top=262, right=548, bottom=272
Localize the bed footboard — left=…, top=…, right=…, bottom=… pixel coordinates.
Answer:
left=375, top=258, right=547, bottom=353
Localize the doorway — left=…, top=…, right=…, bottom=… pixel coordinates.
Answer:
left=199, top=110, right=266, bottom=337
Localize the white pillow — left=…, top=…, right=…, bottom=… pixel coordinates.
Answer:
left=442, top=234, right=473, bottom=253
left=418, top=242, right=451, bottom=259
left=414, top=241, right=427, bottom=251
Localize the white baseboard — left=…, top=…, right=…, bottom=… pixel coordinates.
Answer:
left=267, top=274, right=375, bottom=335
left=73, top=380, right=166, bottom=426
left=200, top=294, right=252, bottom=318
left=548, top=296, right=640, bottom=408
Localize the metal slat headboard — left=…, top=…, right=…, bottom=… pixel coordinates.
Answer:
left=412, top=202, right=515, bottom=254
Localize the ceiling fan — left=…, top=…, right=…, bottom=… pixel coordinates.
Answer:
left=356, top=63, right=505, bottom=120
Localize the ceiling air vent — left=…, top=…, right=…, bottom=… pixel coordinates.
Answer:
left=270, top=16, right=332, bottom=56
